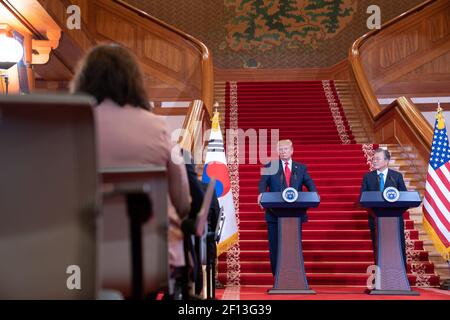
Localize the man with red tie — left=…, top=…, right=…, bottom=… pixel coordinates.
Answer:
left=258, top=139, right=317, bottom=275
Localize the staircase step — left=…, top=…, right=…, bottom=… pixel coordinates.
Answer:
left=218, top=273, right=440, bottom=286
left=238, top=219, right=416, bottom=230
left=239, top=229, right=372, bottom=240
left=229, top=249, right=430, bottom=262
left=239, top=211, right=413, bottom=221
left=240, top=181, right=364, bottom=189
left=238, top=157, right=366, bottom=167
left=240, top=193, right=361, bottom=202
left=238, top=239, right=423, bottom=251
left=238, top=171, right=368, bottom=181
left=218, top=261, right=435, bottom=274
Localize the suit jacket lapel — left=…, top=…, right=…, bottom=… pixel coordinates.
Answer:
left=278, top=160, right=287, bottom=189
left=291, top=162, right=299, bottom=189
left=385, top=169, right=394, bottom=188
left=373, top=170, right=381, bottom=191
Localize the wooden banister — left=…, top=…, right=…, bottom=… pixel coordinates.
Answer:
left=112, top=0, right=214, bottom=112
left=350, top=0, right=439, bottom=119
left=178, top=99, right=211, bottom=158
left=36, top=0, right=214, bottom=113
left=376, top=97, right=433, bottom=150
left=349, top=0, right=447, bottom=179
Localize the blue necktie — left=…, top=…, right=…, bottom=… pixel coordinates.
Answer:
left=379, top=173, right=385, bottom=191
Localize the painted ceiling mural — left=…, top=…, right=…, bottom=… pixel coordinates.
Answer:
left=222, top=0, right=357, bottom=52
left=124, top=0, right=425, bottom=68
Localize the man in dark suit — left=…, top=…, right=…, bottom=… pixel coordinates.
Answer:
left=257, top=139, right=317, bottom=276
left=360, top=148, right=408, bottom=264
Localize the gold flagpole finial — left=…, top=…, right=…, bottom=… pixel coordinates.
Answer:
left=211, top=102, right=220, bottom=131
left=436, top=99, right=445, bottom=130
left=437, top=99, right=443, bottom=113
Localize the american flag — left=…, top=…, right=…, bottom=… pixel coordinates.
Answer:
left=423, top=108, right=450, bottom=261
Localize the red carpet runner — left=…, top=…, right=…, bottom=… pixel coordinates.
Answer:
left=219, top=80, right=439, bottom=287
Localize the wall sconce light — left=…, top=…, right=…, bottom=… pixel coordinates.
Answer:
left=0, top=24, right=24, bottom=95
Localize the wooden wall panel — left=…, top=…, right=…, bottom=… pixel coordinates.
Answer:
left=376, top=80, right=450, bottom=96
left=377, top=45, right=450, bottom=96
left=383, top=121, right=395, bottom=141
left=428, top=7, right=450, bottom=42
left=379, top=28, right=420, bottom=69
left=94, top=8, right=137, bottom=49
left=36, top=0, right=213, bottom=110
left=407, top=51, right=450, bottom=76
left=143, top=35, right=183, bottom=73
left=373, top=107, right=430, bottom=180
left=183, top=49, right=202, bottom=89
left=357, top=0, right=450, bottom=94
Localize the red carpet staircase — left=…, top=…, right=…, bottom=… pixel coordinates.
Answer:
left=219, top=81, right=439, bottom=287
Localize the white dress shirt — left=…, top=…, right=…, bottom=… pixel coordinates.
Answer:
left=376, top=167, right=388, bottom=184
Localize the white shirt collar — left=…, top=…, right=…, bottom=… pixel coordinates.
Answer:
left=377, top=168, right=388, bottom=177
left=282, top=159, right=292, bottom=166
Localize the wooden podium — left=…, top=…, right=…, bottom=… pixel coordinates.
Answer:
left=260, top=191, right=320, bottom=294
left=360, top=191, right=422, bottom=295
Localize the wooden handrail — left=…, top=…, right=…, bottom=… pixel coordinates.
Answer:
left=348, top=0, right=444, bottom=174
left=178, top=99, right=212, bottom=158
left=378, top=97, right=433, bottom=150
left=113, top=0, right=214, bottom=112
left=352, top=0, right=436, bottom=54
left=36, top=0, right=214, bottom=113
left=349, top=0, right=438, bottom=120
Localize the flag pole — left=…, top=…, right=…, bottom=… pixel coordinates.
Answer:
left=436, top=100, right=450, bottom=290
left=440, top=261, right=450, bottom=290
left=437, top=98, right=442, bottom=113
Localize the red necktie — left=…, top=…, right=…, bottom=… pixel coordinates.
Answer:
left=284, top=161, right=291, bottom=187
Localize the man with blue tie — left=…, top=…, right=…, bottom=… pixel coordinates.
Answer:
left=257, top=139, right=317, bottom=276
left=360, top=148, right=408, bottom=264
